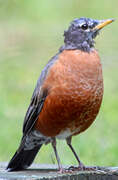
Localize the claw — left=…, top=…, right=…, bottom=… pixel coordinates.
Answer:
left=67, top=165, right=98, bottom=171
left=58, top=167, right=76, bottom=174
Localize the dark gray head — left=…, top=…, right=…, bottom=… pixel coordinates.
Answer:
left=63, top=17, right=114, bottom=52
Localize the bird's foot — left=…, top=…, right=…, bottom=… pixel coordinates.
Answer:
left=58, top=164, right=99, bottom=173
left=58, top=167, right=74, bottom=174
left=67, top=165, right=98, bottom=171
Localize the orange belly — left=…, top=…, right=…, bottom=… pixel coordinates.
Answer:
left=35, top=49, right=103, bottom=138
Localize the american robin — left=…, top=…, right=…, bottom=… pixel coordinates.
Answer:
left=7, top=17, right=114, bottom=172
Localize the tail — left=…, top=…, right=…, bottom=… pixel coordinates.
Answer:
left=6, top=143, right=42, bottom=172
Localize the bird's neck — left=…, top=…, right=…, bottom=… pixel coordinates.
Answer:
left=60, top=37, right=95, bottom=52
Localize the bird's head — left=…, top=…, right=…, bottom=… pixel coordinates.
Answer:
left=63, top=17, right=114, bottom=52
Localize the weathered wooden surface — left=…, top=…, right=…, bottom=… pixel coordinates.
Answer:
left=0, top=162, right=118, bottom=180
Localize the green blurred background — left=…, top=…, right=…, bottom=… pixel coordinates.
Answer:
left=0, top=0, right=118, bottom=167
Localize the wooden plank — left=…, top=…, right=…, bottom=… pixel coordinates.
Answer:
left=0, top=162, right=118, bottom=180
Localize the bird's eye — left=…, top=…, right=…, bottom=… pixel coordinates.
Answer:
left=81, top=24, right=88, bottom=30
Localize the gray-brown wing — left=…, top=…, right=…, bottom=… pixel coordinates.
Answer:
left=23, top=88, right=48, bottom=135
left=22, top=53, right=59, bottom=135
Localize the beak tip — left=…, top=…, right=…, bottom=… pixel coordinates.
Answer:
left=110, top=18, right=115, bottom=22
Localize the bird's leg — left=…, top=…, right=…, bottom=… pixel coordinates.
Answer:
left=66, top=136, right=85, bottom=170
left=51, top=138, right=63, bottom=172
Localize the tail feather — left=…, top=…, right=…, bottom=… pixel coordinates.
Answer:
left=7, top=145, right=42, bottom=171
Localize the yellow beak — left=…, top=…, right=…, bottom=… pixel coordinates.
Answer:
left=93, top=19, right=114, bottom=30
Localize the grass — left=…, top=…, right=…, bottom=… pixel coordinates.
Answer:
left=0, top=0, right=118, bottom=167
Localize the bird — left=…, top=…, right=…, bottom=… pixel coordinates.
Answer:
left=7, top=17, right=114, bottom=172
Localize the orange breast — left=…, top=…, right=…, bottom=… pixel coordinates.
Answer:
left=35, top=49, right=103, bottom=137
